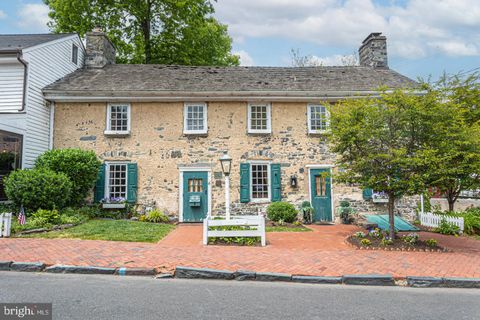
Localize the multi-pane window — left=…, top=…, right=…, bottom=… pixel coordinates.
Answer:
left=106, top=104, right=130, bottom=134
left=251, top=164, right=269, bottom=200
left=308, top=104, right=329, bottom=133
left=72, top=44, right=78, bottom=65
left=315, top=176, right=327, bottom=196
left=188, top=179, right=203, bottom=192
left=107, top=163, right=127, bottom=200
left=0, top=130, right=22, bottom=201
left=184, top=103, right=207, bottom=134
left=248, top=103, right=271, bottom=133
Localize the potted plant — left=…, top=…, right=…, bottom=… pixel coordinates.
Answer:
left=337, top=200, right=354, bottom=224
left=300, top=201, right=314, bottom=224
left=101, top=197, right=126, bottom=209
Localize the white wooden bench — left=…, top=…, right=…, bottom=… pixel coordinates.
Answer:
left=0, top=212, right=12, bottom=238
left=203, top=215, right=266, bottom=246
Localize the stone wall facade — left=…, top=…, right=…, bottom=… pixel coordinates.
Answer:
left=53, top=101, right=418, bottom=221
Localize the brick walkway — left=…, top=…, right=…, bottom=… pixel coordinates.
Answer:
left=1, top=224, right=479, bottom=278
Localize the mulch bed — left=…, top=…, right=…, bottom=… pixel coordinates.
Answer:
left=346, top=235, right=448, bottom=252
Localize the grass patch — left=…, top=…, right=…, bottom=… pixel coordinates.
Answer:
left=18, top=219, right=175, bottom=243
left=266, top=226, right=311, bottom=232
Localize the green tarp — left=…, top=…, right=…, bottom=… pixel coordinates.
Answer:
left=366, top=215, right=419, bottom=232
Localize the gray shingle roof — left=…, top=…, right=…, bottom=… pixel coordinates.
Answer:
left=0, top=33, right=75, bottom=52
left=44, top=64, right=417, bottom=98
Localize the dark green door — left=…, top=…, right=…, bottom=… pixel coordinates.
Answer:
left=182, top=171, right=208, bottom=222
left=310, top=168, right=332, bottom=222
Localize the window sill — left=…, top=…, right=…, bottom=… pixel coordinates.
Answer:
left=250, top=199, right=271, bottom=204
left=183, top=131, right=208, bottom=136
left=102, top=203, right=126, bottom=209
left=308, top=130, right=329, bottom=136
left=247, top=131, right=271, bottom=136
left=104, top=130, right=130, bottom=137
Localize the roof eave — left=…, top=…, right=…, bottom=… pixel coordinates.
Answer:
left=43, top=89, right=424, bottom=103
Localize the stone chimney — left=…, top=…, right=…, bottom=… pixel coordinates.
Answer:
left=358, top=32, right=388, bottom=68
left=85, top=27, right=116, bottom=68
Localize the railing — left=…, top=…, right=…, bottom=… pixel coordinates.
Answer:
left=420, top=211, right=464, bottom=232
left=203, top=215, right=266, bottom=246
left=0, top=212, right=12, bottom=238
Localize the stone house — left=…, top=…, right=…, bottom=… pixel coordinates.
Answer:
left=43, top=31, right=419, bottom=222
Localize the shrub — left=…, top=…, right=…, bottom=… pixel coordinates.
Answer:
left=434, top=219, right=460, bottom=236
left=145, top=209, right=169, bottom=223
left=425, top=239, right=438, bottom=247
left=380, top=238, right=393, bottom=246
left=266, top=202, right=298, bottom=223
left=354, top=231, right=366, bottom=238
left=462, top=208, right=480, bottom=235
left=4, top=169, right=72, bottom=212
left=32, top=209, right=60, bottom=225
left=360, top=238, right=371, bottom=246
left=402, top=232, right=419, bottom=245
left=35, top=149, right=101, bottom=206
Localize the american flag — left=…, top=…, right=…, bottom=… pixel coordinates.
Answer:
left=18, top=205, right=26, bottom=225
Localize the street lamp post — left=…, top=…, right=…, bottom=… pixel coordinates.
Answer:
left=219, top=153, right=232, bottom=220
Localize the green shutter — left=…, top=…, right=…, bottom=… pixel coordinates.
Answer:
left=362, top=188, right=373, bottom=200
left=94, top=164, right=106, bottom=203
left=270, top=163, right=281, bottom=202
left=127, top=163, right=138, bottom=203
left=240, top=163, right=250, bottom=203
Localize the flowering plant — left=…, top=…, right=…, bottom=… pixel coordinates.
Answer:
left=101, top=197, right=126, bottom=204
left=402, top=232, right=419, bottom=245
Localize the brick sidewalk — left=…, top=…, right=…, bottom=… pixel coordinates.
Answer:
left=1, top=225, right=479, bottom=278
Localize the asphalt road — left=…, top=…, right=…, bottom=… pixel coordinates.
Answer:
left=0, top=272, right=479, bottom=320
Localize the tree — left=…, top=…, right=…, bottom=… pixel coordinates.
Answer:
left=328, top=89, right=429, bottom=239
left=421, top=73, right=480, bottom=211
left=44, top=0, right=239, bottom=65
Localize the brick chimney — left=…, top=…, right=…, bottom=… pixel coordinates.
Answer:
left=85, top=27, right=116, bottom=68
left=358, top=32, right=388, bottom=68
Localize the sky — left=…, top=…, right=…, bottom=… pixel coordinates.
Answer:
left=0, top=0, right=479, bottom=80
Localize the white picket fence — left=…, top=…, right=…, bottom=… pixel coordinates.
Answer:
left=420, top=211, right=464, bottom=232
left=203, top=215, right=266, bottom=246
left=0, top=212, right=12, bottom=238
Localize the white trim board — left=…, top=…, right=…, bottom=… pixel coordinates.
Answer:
left=307, top=165, right=335, bottom=222
left=178, top=167, right=212, bottom=223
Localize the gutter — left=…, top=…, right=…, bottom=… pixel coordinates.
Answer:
left=43, top=90, right=426, bottom=103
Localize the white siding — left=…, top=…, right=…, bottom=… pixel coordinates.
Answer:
left=0, top=57, right=25, bottom=112
left=21, top=35, right=84, bottom=167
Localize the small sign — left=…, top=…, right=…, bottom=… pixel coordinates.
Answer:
left=0, top=303, right=52, bottom=320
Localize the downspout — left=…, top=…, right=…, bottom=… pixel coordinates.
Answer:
left=49, top=101, right=55, bottom=150
left=16, top=50, right=28, bottom=112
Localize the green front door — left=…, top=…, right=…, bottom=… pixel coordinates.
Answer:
left=182, top=171, right=208, bottom=222
left=310, top=168, right=332, bottom=222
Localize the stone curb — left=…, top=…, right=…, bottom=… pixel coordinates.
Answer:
left=1, top=261, right=479, bottom=288
left=45, top=265, right=115, bottom=275
left=255, top=272, right=292, bottom=282
left=407, top=276, right=480, bottom=288
left=292, top=275, right=342, bottom=284
left=175, top=266, right=235, bottom=280
left=115, top=267, right=156, bottom=276
left=0, top=261, right=12, bottom=271
left=10, top=262, right=46, bottom=272
left=342, top=274, right=395, bottom=286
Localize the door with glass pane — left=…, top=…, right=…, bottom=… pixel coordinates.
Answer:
left=310, top=168, right=332, bottom=222
left=182, top=171, right=208, bottom=222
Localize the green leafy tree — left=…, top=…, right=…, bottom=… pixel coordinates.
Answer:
left=328, top=89, right=430, bottom=239
left=44, top=0, right=239, bottom=65
left=421, top=73, right=480, bottom=211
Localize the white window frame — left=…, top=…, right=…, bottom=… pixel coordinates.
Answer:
left=104, top=162, right=129, bottom=200
left=71, top=43, right=79, bottom=65
left=105, top=103, right=131, bottom=135
left=248, top=103, right=271, bottom=134
left=307, top=104, right=330, bottom=134
left=249, top=161, right=271, bottom=203
left=183, top=102, right=208, bottom=135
